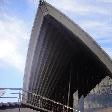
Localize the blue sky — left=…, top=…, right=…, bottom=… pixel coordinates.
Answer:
left=0, top=0, right=112, bottom=102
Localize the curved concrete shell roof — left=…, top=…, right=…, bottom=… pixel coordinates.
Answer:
left=23, top=1, right=112, bottom=104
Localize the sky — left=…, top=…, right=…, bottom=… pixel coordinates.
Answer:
left=0, top=0, right=112, bottom=102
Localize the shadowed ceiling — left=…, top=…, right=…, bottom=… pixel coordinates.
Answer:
left=28, top=15, right=111, bottom=107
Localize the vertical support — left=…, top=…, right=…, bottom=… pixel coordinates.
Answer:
left=73, top=90, right=78, bottom=112
left=78, top=95, right=84, bottom=112
left=18, top=90, right=21, bottom=112
left=67, top=63, right=72, bottom=107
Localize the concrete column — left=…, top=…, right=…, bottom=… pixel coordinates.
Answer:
left=78, top=95, right=84, bottom=112
left=73, top=91, right=78, bottom=112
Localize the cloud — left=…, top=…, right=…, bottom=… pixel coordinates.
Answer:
left=99, top=0, right=112, bottom=3
left=0, top=38, right=25, bottom=71
left=27, top=0, right=39, bottom=7
left=80, top=21, right=112, bottom=37
left=28, top=0, right=111, bottom=15
left=48, top=0, right=111, bottom=15
left=0, top=13, right=30, bottom=72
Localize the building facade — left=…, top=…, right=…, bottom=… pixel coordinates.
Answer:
left=23, top=1, right=112, bottom=111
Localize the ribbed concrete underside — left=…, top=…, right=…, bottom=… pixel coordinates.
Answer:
left=29, top=16, right=73, bottom=103
left=27, top=15, right=111, bottom=106
left=23, top=1, right=112, bottom=108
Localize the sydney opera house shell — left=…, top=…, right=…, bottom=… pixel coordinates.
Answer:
left=23, top=1, right=112, bottom=111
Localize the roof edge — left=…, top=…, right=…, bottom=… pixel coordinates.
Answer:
left=39, top=1, right=112, bottom=74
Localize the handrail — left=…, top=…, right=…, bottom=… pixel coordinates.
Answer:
left=0, top=88, right=78, bottom=112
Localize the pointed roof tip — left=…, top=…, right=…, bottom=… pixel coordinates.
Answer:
left=39, top=0, right=45, bottom=6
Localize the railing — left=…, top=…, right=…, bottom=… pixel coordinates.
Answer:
left=23, top=90, right=75, bottom=112
left=0, top=88, right=22, bottom=103
left=0, top=88, right=79, bottom=112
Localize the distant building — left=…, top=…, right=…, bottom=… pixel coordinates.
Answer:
left=0, top=102, right=38, bottom=112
